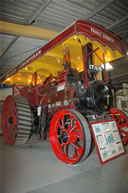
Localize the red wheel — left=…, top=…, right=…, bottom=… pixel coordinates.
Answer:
left=2, top=96, right=18, bottom=145
left=50, top=109, right=92, bottom=164
left=2, top=96, right=32, bottom=145
left=109, top=108, right=128, bottom=145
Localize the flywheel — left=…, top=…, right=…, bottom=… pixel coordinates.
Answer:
left=2, top=95, right=32, bottom=145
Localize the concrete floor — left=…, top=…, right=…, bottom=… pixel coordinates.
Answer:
left=0, top=135, right=128, bottom=193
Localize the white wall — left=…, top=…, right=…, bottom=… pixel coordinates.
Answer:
left=0, top=88, right=12, bottom=101
left=123, top=83, right=128, bottom=96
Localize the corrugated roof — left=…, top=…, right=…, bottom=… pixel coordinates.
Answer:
left=0, top=36, right=47, bottom=75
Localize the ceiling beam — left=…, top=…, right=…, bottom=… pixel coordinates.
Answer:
left=25, top=0, right=52, bottom=25
left=0, top=36, right=19, bottom=58
left=0, top=20, right=58, bottom=40
left=86, top=0, right=115, bottom=19
left=106, top=14, right=128, bottom=29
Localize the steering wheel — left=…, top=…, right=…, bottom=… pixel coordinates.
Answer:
left=43, top=74, right=57, bottom=87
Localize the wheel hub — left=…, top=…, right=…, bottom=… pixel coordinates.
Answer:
left=8, top=117, right=13, bottom=124
left=60, top=130, right=69, bottom=143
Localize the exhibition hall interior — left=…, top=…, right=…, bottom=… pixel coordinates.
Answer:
left=0, top=0, right=128, bottom=193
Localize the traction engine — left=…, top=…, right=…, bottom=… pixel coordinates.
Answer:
left=1, top=20, right=128, bottom=164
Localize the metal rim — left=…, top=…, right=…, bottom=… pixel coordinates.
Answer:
left=50, top=109, right=92, bottom=164
left=2, top=96, right=18, bottom=145
left=109, top=108, right=128, bottom=145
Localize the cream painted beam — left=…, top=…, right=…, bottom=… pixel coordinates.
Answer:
left=0, top=20, right=58, bottom=40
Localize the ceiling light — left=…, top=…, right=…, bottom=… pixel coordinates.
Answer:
left=57, top=58, right=60, bottom=63
left=101, top=63, right=113, bottom=70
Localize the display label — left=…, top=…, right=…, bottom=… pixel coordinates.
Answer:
left=90, top=120, right=125, bottom=164
left=57, top=82, right=65, bottom=91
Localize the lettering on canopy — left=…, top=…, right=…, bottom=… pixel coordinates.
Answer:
left=90, top=28, right=114, bottom=43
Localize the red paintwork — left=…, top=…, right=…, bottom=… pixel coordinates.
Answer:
left=13, top=69, right=75, bottom=107
left=82, top=46, right=88, bottom=89
left=0, top=20, right=126, bottom=83
left=103, top=54, right=108, bottom=84
left=50, top=109, right=85, bottom=164
left=2, top=96, right=18, bottom=145
left=109, top=108, right=128, bottom=145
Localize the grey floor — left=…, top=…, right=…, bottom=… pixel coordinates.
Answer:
left=0, top=135, right=128, bottom=193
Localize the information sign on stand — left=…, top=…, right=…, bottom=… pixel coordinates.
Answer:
left=90, top=120, right=125, bottom=164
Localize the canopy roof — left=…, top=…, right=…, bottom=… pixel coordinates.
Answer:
left=0, top=20, right=126, bottom=85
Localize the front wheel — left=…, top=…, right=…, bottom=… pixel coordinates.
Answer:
left=50, top=109, right=92, bottom=164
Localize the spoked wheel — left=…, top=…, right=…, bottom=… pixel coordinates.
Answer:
left=2, top=95, right=32, bottom=145
left=109, top=108, right=128, bottom=145
left=50, top=109, right=92, bottom=164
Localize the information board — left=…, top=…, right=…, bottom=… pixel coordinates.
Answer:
left=90, top=120, right=125, bottom=164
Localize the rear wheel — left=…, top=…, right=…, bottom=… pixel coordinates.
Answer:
left=109, top=108, right=128, bottom=145
left=50, top=109, right=92, bottom=164
left=2, top=95, right=32, bottom=145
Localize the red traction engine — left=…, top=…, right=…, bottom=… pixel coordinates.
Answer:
left=1, top=20, right=128, bottom=164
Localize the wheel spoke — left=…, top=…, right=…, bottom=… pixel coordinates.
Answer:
left=76, top=130, right=84, bottom=140
left=71, top=142, right=83, bottom=156
left=63, top=144, right=67, bottom=155
left=117, top=117, right=123, bottom=124
left=10, top=125, right=16, bottom=136
left=57, top=134, right=63, bottom=144
left=123, top=137, right=128, bottom=145
left=70, top=126, right=76, bottom=132
left=70, top=116, right=76, bottom=127
left=120, top=128, right=128, bottom=136
left=56, top=121, right=62, bottom=129
left=9, top=103, right=14, bottom=114
left=59, top=143, right=68, bottom=157
left=8, top=126, right=15, bottom=139
left=71, top=127, right=84, bottom=140
left=60, top=118, right=64, bottom=128
left=119, top=124, right=127, bottom=129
